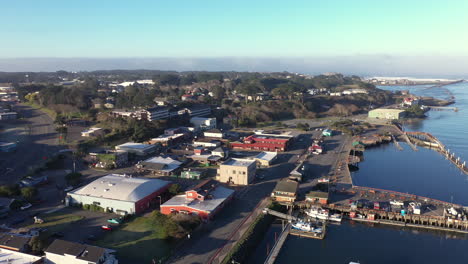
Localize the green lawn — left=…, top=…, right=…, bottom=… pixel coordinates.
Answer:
left=96, top=215, right=172, bottom=264
left=22, top=212, right=84, bottom=230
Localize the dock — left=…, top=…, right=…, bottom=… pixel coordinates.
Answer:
left=406, top=132, right=468, bottom=174
left=264, top=223, right=291, bottom=264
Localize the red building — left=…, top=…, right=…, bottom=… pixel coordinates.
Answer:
left=230, top=135, right=292, bottom=152
left=160, top=179, right=235, bottom=220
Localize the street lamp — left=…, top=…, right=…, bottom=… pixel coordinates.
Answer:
left=157, top=196, right=162, bottom=208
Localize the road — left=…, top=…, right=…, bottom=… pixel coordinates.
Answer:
left=0, top=104, right=62, bottom=184
left=168, top=132, right=315, bottom=264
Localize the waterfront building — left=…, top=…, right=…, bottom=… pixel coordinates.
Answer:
left=271, top=179, right=298, bottom=203
left=306, top=191, right=329, bottom=204
left=368, top=108, right=406, bottom=120
left=160, top=179, right=234, bottom=220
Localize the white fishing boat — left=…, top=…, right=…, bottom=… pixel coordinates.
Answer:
left=329, top=213, right=342, bottom=223
left=306, top=206, right=330, bottom=220
left=390, top=200, right=404, bottom=206
left=292, top=221, right=321, bottom=233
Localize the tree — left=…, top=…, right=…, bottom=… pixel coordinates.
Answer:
left=65, top=172, right=82, bottom=186
left=21, top=187, right=37, bottom=201
left=168, top=184, right=181, bottom=195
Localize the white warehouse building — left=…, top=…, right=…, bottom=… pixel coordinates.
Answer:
left=66, top=174, right=171, bottom=215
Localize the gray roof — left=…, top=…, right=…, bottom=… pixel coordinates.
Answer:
left=0, top=234, right=30, bottom=250
left=273, top=179, right=298, bottom=194
left=46, top=239, right=106, bottom=263
left=161, top=186, right=234, bottom=213
left=306, top=191, right=329, bottom=199
left=70, top=174, right=170, bottom=202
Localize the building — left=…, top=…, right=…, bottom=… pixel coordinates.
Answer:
left=160, top=179, right=235, bottom=220
left=230, top=135, right=292, bottom=152
left=203, top=128, right=224, bottom=139
left=115, top=142, right=157, bottom=156
left=190, top=117, right=216, bottom=130
left=306, top=191, right=329, bottom=205
left=253, top=151, right=278, bottom=167
left=403, top=97, right=420, bottom=106
left=179, top=169, right=206, bottom=180
left=368, top=109, right=406, bottom=120
left=89, top=150, right=128, bottom=169
left=342, top=89, right=369, bottom=95
left=45, top=239, right=117, bottom=264
left=186, top=105, right=211, bottom=117
left=271, top=179, right=298, bottom=203
left=0, top=112, right=17, bottom=120
left=212, top=147, right=229, bottom=159
left=66, top=174, right=171, bottom=215
left=0, top=142, right=16, bottom=152
left=0, top=234, right=30, bottom=252
left=136, top=156, right=183, bottom=176
left=149, top=133, right=186, bottom=147
left=193, top=138, right=221, bottom=148
left=143, top=106, right=170, bottom=121
left=81, top=127, right=105, bottom=137
left=217, top=158, right=256, bottom=185
left=0, top=248, right=42, bottom=264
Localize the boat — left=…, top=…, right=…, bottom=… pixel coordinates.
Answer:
left=292, top=221, right=322, bottom=233
left=306, top=206, right=330, bottom=220
left=318, top=178, right=330, bottom=183
left=390, top=200, right=404, bottom=206
left=409, top=202, right=421, bottom=215
left=329, top=213, right=342, bottom=223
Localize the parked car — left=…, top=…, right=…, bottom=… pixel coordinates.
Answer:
left=107, top=218, right=122, bottom=224
left=101, top=225, right=112, bottom=231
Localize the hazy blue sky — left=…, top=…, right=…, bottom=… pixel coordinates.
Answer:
left=1, top=1, right=468, bottom=74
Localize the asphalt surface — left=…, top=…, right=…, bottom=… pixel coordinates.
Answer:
left=0, top=104, right=62, bottom=184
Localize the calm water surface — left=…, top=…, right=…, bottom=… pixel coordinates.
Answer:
left=271, top=82, right=468, bottom=264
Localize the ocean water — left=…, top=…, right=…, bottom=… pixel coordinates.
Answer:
left=271, top=82, right=468, bottom=264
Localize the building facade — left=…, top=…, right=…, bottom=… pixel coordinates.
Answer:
left=368, top=109, right=406, bottom=120
left=230, top=135, right=291, bottom=152
left=217, top=158, right=256, bottom=185
left=66, top=174, right=171, bottom=215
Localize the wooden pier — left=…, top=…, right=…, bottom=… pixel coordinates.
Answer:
left=406, top=131, right=468, bottom=174
left=264, top=223, right=291, bottom=264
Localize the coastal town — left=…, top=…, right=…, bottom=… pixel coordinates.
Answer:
left=0, top=71, right=466, bottom=264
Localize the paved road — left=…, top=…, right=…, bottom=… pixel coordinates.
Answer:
left=168, top=133, right=314, bottom=264
left=0, top=104, right=62, bottom=184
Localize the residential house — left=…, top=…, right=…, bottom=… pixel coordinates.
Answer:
left=45, top=239, right=118, bottom=264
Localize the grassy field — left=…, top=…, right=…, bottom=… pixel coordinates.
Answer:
left=24, top=101, right=57, bottom=120
left=96, top=215, right=172, bottom=264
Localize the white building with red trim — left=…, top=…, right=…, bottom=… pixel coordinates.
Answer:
left=160, top=179, right=234, bottom=220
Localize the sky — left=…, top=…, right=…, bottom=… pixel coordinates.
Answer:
left=1, top=0, right=468, bottom=75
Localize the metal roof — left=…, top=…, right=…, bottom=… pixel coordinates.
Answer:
left=222, top=158, right=256, bottom=167
left=161, top=185, right=234, bottom=213
left=255, top=151, right=278, bottom=161
left=70, top=174, right=170, bottom=202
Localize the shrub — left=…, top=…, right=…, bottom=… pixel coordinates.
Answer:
left=0, top=185, right=20, bottom=197
left=21, top=187, right=38, bottom=201
left=65, top=172, right=82, bottom=186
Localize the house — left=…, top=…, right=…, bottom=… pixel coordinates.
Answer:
left=203, top=128, right=224, bottom=139
left=271, top=179, right=298, bottom=203
left=186, top=105, right=211, bottom=117
left=45, top=239, right=118, bottom=264
left=181, top=94, right=197, bottom=101
left=190, top=117, right=216, bottom=130
left=306, top=191, right=329, bottom=205
left=253, top=151, right=277, bottom=167
left=136, top=156, right=183, bottom=176
left=230, top=135, right=292, bottom=152
left=89, top=150, right=128, bottom=169
left=0, top=112, right=17, bottom=120
left=81, top=127, right=105, bottom=137
left=0, top=248, right=42, bottom=264
left=115, top=142, right=157, bottom=156
left=160, top=179, right=235, bottom=220
left=212, top=147, right=229, bottom=159
left=188, top=154, right=222, bottom=166
left=193, top=138, right=221, bottom=148
left=66, top=174, right=171, bottom=215
left=217, top=158, right=257, bottom=185
left=403, top=97, right=420, bottom=106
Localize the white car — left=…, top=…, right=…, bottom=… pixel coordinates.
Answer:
left=20, top=203, right=32, bottom=210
